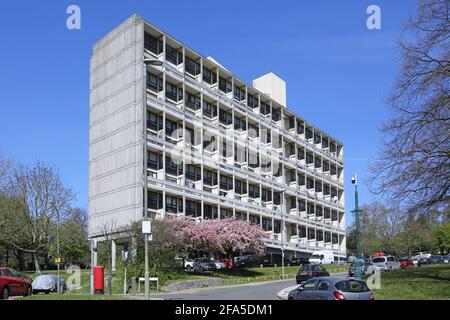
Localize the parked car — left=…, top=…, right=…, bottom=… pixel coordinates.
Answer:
left=288, top=277, right=375, bottom=300
left=411, top=252, right=431, bottom=260
left=429, top=255, right=444, bottom=264
left=348, top=261, right=371, bottom=277
left=368, top=255, right=401, bottom=272
left=31, top=275, right=68, bottom=294
left=261, top=253, right=289, bottom=267
left=235, top=254, right=263, bottom=268
left=417, top=257, right=430, bottom=266
left=193, top=258, right=217, bottom=272
left=214, top=261, right=226, bottom=269
left=399, top=258, right=414, bottom=269
left=289, top=256, right=310, bottom=266
left=309, top=250, right=334, bottom=265
left=444, top=255, right=450, bottom=264
left=296, top=264, right=329, bottom=284
left=0, top=267, right=33, bottom=299
left=184, top=258, right=194, bottom=271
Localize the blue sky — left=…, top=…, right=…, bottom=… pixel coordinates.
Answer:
left=0, top=1, right=418, bottom=225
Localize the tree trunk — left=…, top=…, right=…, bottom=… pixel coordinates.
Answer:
left=33, top=251, right=41, bottom=275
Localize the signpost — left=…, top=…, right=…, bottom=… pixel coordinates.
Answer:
left=121, top=250, right=129, bottom=295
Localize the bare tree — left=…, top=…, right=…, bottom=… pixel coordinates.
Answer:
left=99, top=220, right=118, bottom=296
left=0, top=162, right=74, bottom=273
left=369, top=0, right=450, bottom=214
left=0, top=150, right=12, bottom=185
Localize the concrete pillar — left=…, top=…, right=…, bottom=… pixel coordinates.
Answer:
left=111, top=240, right=116, bottom=271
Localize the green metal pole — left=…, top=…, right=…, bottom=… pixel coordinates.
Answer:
left=354, top=181, right=363, bottom=279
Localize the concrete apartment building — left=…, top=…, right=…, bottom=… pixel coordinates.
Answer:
left=89, top=14, right=346, bottom=264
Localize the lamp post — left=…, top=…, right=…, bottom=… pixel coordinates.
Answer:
left=50, top=201, right=61, bottom=294
left=142, top=57, right=163, bottom=301
left=351, top=173, right=363, bottom=279
left=280, top=189, right=286, bottom=279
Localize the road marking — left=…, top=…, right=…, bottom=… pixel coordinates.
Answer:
left=276, top=285, right=299, bottom=300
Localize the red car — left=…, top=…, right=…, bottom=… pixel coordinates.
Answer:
left=0, top=266, right=33, bottom=299
left=400, top=258, right=414, bottom=269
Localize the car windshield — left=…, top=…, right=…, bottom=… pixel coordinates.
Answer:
left=430, top=256, right=440, bottom=259
left=311, top=255, right=320, bottom=259
left=300, top=265, right=313, bottom=271
left=335, top=280, right=369, bottom=292
left=372, top=257, right=385, bottom=263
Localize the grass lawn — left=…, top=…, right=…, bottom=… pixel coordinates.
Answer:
left=369, top=265, right=450, bottom=300
left=24, top=263, right=348, bottom=294
left=19, top=294, right=136, bottom=300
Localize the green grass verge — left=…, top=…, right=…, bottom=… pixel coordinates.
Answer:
left=368, top=265, right=450, bottom=300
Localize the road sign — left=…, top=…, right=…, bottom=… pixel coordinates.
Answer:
left=55, top=257, right=61, bottom=264
left=142, top=220, right=152, bottom=234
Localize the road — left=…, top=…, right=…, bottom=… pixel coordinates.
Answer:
left=150, top=279, right=296, bottom=300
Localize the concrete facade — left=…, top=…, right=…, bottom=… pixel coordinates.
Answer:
left=89, top=14, right=346, bottom=259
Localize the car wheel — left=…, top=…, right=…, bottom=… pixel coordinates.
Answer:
left=288, top=297, right=294, bottom=300
left=186, top=266, right=193, bottom=272
left=32, top=290, right=38, bottom=295
left=45, top=291, right=50, bottom=295
left=1, top=287, right=9, bottom=300
left=26, top=286, right=32, bottom=296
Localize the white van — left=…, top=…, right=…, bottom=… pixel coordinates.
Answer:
left=309, top=250, right=335, bottom=265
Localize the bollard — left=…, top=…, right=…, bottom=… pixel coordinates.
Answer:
left=131, top=277, right=136, bottom=295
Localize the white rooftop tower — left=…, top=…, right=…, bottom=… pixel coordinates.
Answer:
left=253, top=72, right=287, bottom=107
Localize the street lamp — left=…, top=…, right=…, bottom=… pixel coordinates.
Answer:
left=142, top=57, right=163, bottom=301
left=50, top=201, right=61, bottom=294
left=280, top=189, right=287, bottom=279
left=351, top=173, right=363, bottom=279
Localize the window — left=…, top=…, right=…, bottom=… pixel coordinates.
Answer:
left=298, top=199, right=306, bottom=212
left=298, top=174, right=305, bottom=186
left=305, top=128, right=313, bottom=140
left=249, top=184, right=260, bottom=198
left=165, top=156, right=183, bottom=176
left=185, top=56, right=200, bottom=76
left=186, top=200, right=201, bottom=217
left=262, top=189, right=272, bottom=202
left=297, top=121, right=304, bottom=134
left=219, top=109, right=232, bottom=125
left=204, top=205, right=217, bottom=219
left=186, top=165, right=201, bottom=181
left=148, top=192, right=162, bottom=209
left=220, top=174, right=233, bottom=190
left=204, top=170, right=217, bottom=185
left=248, top=123, right=259, bottom=138
left=260, top=101, right=270, bottom=115
left=234, top=86, right=245, bottom=101
left=186, top=92, right=201, bottom=110
left=306, top=153, right=314, bottom=164
left=262, top=217, right=272, bottom=231
left=147, top=151, right=162, bottom=170
left=203, top=101, right=217, bottom=118
left=234, top=117, right=246, bottom=131
left=166, top=82, right=182, bottom=102
left=247, top=94, right=258, bottom=109
left=317, top=280, right=329, bottom=291
left=166, top=195, right=182, bottom=213
left=335, top=281, right=369, bottom=292
left=272, top=109, right=281, bottom=122
left=219, top=77, right=232, bottom=93
left=166, top=45, right=182, bottom=65
left=249, top=215, right=260, bottom=225
left=165, top=119, right=180, bottom=137
left=147, top=73, right=163, bottom=92
left=235, top=180, right=247, bottom=194
left=144, top=33, right=163, bottom=54
left=147, top=111, right=162, bottom=131
left=203, top=67, right=217, bottom=84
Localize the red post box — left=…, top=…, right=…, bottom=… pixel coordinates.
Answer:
left=93, top=266, right=104, bottom=295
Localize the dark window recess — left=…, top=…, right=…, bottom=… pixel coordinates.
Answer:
left=234, top=117, right=246, bottom=131
left=298, top=174, right=305, bottom=186
left=185, top=92, right=201, bottom=110
left=306, top=153, right=314, bottom=164
left=186, top=200, right=201, bottom=217
left=166, top=82, right=183, bottom=102
left=219, top=77, right=232, bottom=93
left=203, top=205, right=217, bottom=219
left=249, top=215, right=260, bottom=225
left=185, top=128, right=195, bottom=145
left=235, top=180, right=247, bottom=194
left=186, top=165, right=201, bottom=181
left=203, top=67, right=217, bottom=84
left=298, top=200, right=306, bottom=212
left=203, top=101, right=217, bottom=118
left=260, top=102, right=270, bottom=115
left=234, top=86, right=245, bottom=101
left=249, top=184, right=260, bottom=198
left=274, top=221, right=281, bottom=234
left=204, top=170, right=218, bottom=185
left=165, top=196, right=182, bottom=213
left=203, top=136, right=216, bottom=150
left=272, top=109, right=281, bottom=122
left=147, top=73, right=163, bottom=92
left=306, top=128, right=313, bottom=140
left=262, top=218, right=272, bottom=231
left=314, top=133, right=321, bottom=145
left=185, top=56, right=200, bottom=76
left=262, top=189, right=272, bottom=202
left=147, top=152, right=162, bottom=170
left=147, top=112, right=163, bottom=131
left=148, top=192, right=162, bottom=209
left=166, top=45, right=182, bottom=65
left=220, top=174, right=233, bottom=190
left=297, top=149, right=305, bottom=160
left=219, top=109, right=232, bottom=125
left=165, top=119, right=180, bottom=137
left=247, top=94, right=259, bottom=109
left=165, top=156, right=183, bottom=176
left=144, top=33, right=163, bottom=54
left=297, top=121, right=304, bottom=134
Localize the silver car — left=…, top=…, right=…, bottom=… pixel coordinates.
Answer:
left=31, top=275, right=68, bottom=294
left=288, top=277, right=375, bottom=300
left=368, top=256, right=401, bottom=272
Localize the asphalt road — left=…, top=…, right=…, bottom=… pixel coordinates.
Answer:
left=150, top=279, right=297, bottom=300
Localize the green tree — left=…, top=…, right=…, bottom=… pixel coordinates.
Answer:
left=433, top=222, right=450, bottom=254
